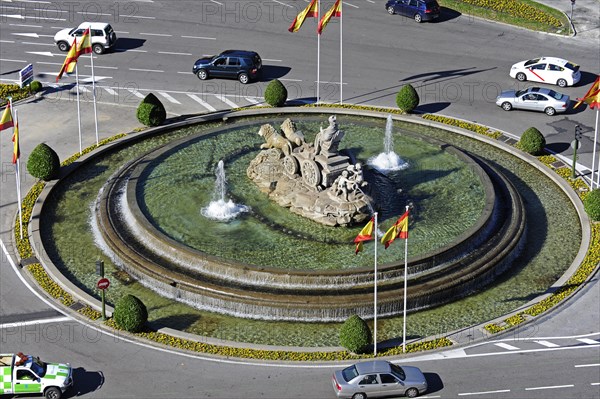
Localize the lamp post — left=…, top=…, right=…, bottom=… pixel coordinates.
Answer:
left=572, top=125, right=582, bottom=178
left=570, top=0, right=576, bottom=21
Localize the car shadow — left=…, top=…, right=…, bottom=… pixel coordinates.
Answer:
left=113, top=38, right=146, bottom=52
left=423, top=372, right=444, bottom=394
left=436, top=7, right=461, bottom=23
left=577, top=71, right=598, bottom=87
left=67, top=367, right=104, bottom=397
left=259, top=65, right=292, bottom=81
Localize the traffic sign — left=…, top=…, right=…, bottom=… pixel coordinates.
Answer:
left=97, top=278, right=110, bottom=290
left=571, top=139, right=581, bottom=150
left=19, top=64, right=33, bottom=88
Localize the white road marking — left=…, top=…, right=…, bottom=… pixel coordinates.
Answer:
left=269, top=0, right=293, bottom=8
left=26, top=51, right=55, bottom=57
left=280, top=78, right=303, bottom=82
left=494, top=342, right=519, bottom=350
left=140, top=32, right=171, bottom=37
left=262, top=58, right=282, bottom=62
left=592, top=382, right=600, bottom=386
left=84, top=65, right=118, bottom=69
left=534, top=340, right=559, bottom=348
left=126, top=87, right=145, bottom=99
left=0, top=14, right=25, bottom=19
left=210, top=0, right=223, bottom=5
left=182, top=36, right=217, bottom=40
left=344, top=1, right=360, bottom=9
left=0, top=58, right=26, bottom=62
left=525, top=384, right=574, bottom=391
left=187, top=94, right=217, bottom=112
left=0, top=317, right=71, bottom=329
left=574, top=363, right=600, bottom=368
left=245, top=97, right=260, bottom=104
left=10, top=23, right=43, bottom=28
left=35, top=62, right=62, bottom=66
left=458, top=389, right=510, bottom=396
left=129, top=68, right=163, bottom=73
left=159, top=91, right=181, bottom=104
left=159, top=51, right=193, bottom=56
left=22, top=41, right=55, bottom=46
left=578, top=338, right=599, bottom=345
left=104, top=87, right=118, bottom=96
left=0, top=40, right=16, bottom=43
left=124, top=49, right=147, bottom=53
left=215, top=94, right=238, bottom=108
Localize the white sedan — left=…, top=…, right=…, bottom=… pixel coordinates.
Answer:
left=510, top=57, right=581, bottom=87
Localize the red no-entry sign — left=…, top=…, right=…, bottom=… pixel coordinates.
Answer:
left=97, top=278, right=110, bottom=290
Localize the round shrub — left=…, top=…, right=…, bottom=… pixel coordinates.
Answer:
left=29, top=81, right=42, bottom=93
left=113, top=294, right=148, bottom=333
left=264, top=79, right=287, bottom=107
left=339, top=315, right=372, bottom=354
left=27, top=143, right=60, bottom=181
left=584, top=189, right=600, bottom=221
left=137, top=93, right=166, bottom=126
left=519, top=127, right=546, bottom=155
left=396, top=84, right=419, bottom=113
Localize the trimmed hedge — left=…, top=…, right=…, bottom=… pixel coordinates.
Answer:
left=29, top=81, right=43, bottom=93
left=264, top=79, right=287, bottom=107
left=113, top=294, right=148, bottom=332
left=137, top=93, right=166, bottom=126
left=518, top=127, right=545, bottom=155
left=396, top=84, right=419, bottom=113
left=584, top=189, right=600, bottom=221
left=27, top=143, right=60, bottom=181
left=339, top=315, right=372, bottom=354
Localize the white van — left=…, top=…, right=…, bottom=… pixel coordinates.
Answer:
left=54, top=22, right=117, bottom=54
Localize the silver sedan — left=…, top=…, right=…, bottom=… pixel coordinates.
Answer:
left=496, top=87, right=570, bottom=116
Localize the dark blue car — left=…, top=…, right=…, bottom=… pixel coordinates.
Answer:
left=385, top=0, right=440, bottom=23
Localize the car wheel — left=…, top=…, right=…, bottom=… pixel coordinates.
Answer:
left=516, top=72, right=527, bottom=82
left=196, top=70, right=208, bottom=80
left=414, top=13, right=423, bottom=23
left=557, top=78, right=567, bottom=88
left=405, top=387, right=419, bottom=398
left=545, top=107, right=556, bottom=116
left=351, top=393, right=366, bottom=399
left=501, top=102, right=513, bottom=111
left=92, top=44, right=104, bottom=54
left=44, top=387, right=62, bottom=399
left=238, top=72, right=250, bottom=84
left=387, top=6, right=395, bottom=15
left=57, top=41, right=69, bottom=52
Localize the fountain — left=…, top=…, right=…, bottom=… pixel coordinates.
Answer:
left=369, top=114, right=409, bottom=173
left=201, top=160, right=249, bottom=221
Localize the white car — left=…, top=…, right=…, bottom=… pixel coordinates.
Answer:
left=54, top=22, right=117, bottom=54
left=510, top=57, right=581, bottom=87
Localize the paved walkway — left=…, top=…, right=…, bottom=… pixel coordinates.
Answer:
left=535, top=0, right=600, bottom=40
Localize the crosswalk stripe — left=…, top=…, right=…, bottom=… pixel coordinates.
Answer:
left=104, top=87, right=118, bottom=96
left=77, top=86, right=91, bottom=93
left=534, top=340, right=560, bottom=348
left=215, top=94, right=239, bottom=108
left=577, top=338, right=600, bottom=345
left=187, top=94, right=217, bottom=112
left=244, top=96, right=260, bottom=105
left=159, top=91, right=181, bottom=104
left=494, top=342, right=519, bottom=350
left=125, top=87, right=145, bottom=99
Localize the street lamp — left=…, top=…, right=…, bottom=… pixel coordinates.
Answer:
left=572, top=125, right=582, bottom=178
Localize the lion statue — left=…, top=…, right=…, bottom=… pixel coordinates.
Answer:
left=280, top=118, right=305, bottom=147
left=258, top=124, right=292, bottom=156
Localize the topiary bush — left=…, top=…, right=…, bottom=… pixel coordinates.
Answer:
left=137, top=93, right=166, bottom=126
left=584, top=189, right=600, bottom=221
left=264, top=79, right=287, bottom=107
left=339, top=315, right=372, bottom=354
left=519, top=127, right=546, bottom=155
left=29, top=81, right=42, bottom=93
left=396, top=84, right=419, bottom=113
left=27, top=143, right=60, bottom=181
left=113, top=294, right=148, bottom=333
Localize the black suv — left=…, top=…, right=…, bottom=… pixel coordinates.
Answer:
left=192, top=50, right=262, bottom=84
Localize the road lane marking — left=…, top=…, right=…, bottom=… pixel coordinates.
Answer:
left=84, top=65, right=118, bottom=69
left=159, top=91, right=181, bottom=104
left=245, top=97, right=260, bottom=104
left=210, top=0, right=224, bottom=5
left=10, top=23, right=43, bottom=28
left=574, top=363, right=600, bottom=367
left=592, top=382, right=600, bottom=385
left=126, top=87, right=145, bottom=99
left=269, top=0, right=293, bottom=8
left=122, top=49, right=147, bottom=53
left=0, top=316, right=71, bottom=329
left=187, top=94, right=217, bottom=112
left=578, top=338, right=599, bottom=344
left=262, top=58, right=282, bottom=62
left=525, top=384, right=574, bottom=391
left=534, top=340, right=559, bottom=348
left=280, top=78, right=303, bottom=82
left=36, top=61, right=62, bottom=66
left=129, top=68, right=163, bottom=73
left=0, top=57, right=26, bottom=62
left=21, top=41, right=55, bottom=46
left=159, top=51, right=193, bottom=56
left=215, top=94, right=238, bottom=108
left=494, top=342, right=519, bottom=350
left=344, top=1, right=360, bottom=8
left=140, top=32, right=172, bottom=37
left=458, top=389, right=510, bottom=396
left=104, top=87, right=118, bottom=96
left=182, top=36, right=217, bottom=40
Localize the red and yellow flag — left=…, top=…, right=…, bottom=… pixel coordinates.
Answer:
left=317, top=0, right=341, bottom=35
left=574, top=75, right=600, bottom=110
left=354, top=217, right=375, bottom=254
left=78, top=27, right=93, bottom=56
left=0, top=102, right=14, bottom=131
left=12, top=118, right=20, bottom=164
left=56, top=40, right=80, bottom=82
left=288, top=0, right=318, bottom=33
left=381, top=210, right=409, bottom=249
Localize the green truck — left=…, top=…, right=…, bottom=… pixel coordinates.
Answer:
left=1, top=353, right=72, bottom=399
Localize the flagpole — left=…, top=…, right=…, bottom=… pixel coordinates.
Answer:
left=339, top=0, right=343, bottom=104
left=75, top=64, right=82, bottom=155
left=402, top=205, right=409, bottom=353
left=593, top=108, right=599, bottom=188
left=316, top=0, right=321, bottom=104
left=373, top=212, right=378, bottom=356
left=14, top=109, right=23, bottom=240
left=90, top=51, right=99, bottom=146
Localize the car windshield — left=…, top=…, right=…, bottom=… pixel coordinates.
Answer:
left=515, top=89, right=527, bottom=97
left=524, top=58, right=541, bottom=66
left=342, top=365, right=359, bottom=382
left=28, top=357, right=46, bottom=377
left=390, top=363, right=406, bottom=381
left=565, top=62, right=579, bottom=72
left=547, top=90, right=564, bottom=100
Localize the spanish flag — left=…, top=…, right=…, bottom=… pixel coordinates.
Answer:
left=12, top=118, right=20, bottom=164
left=354, top=217, right=375, bottom=254
left=0, top=102, right=14, bottom=131
left=381, top=210, right=409, bottom=249
left=56, top=40, right=80, bottom=82
left=77, top=28, right=93, bottom=56
left=289, top=0, right=318, bottom=33
left=317, top=0, right=341, bottom=35
left=574, top=75, right=600, bottom=110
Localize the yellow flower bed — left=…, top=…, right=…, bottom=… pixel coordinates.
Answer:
left=15, top=181, right=46, bottom=259
left=61, top=133, right=126, bottom=167
left=28, top=263, right=74, bottom=307
left=422, top=114, right=502, bottom=139
left=456, top=0, right=561, bottom=27
left=0, top=83, right=33, bottom=106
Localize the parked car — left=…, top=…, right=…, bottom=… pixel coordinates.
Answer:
left=54, top=22, right=117, bottom=54
left=332, top=360, right=427, bottom=398
left=385, top=0, right=440, bottom=23
left=509, top=57, right=581, bottom=87
left=192, top=50, right=262, bottom=84
left=496, top=87, right=570, bottom=116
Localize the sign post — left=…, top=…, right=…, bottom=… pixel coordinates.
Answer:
left=19, top=64, right=34, bottom=89
left=572, top=125, right=582, bottom=178
left=570, top=0, right=576, bottom=21
left=96, top=260, right=108, bottom=320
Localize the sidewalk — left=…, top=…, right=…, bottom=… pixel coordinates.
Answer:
left=535, top=0, right=600, bottom=40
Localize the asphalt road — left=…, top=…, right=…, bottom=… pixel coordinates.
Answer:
left=1, top=1, right=599, bottom=398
